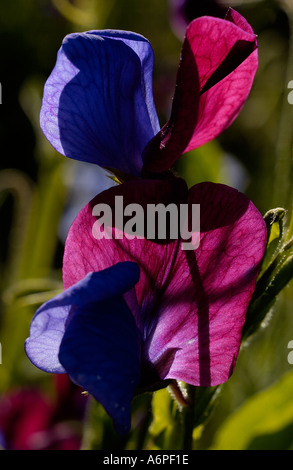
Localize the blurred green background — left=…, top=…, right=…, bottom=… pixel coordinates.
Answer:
left=1, top=0, right=293, bottom=450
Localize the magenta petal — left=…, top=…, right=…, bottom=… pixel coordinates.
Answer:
left=143, top=10, right=258, bottom=173
left=224, top=7, right=255, bottom=35
left=63, top=177, right=188, bottom=333
left=62, top=179, right=266, bottom=388
left=147, top=182, right=267, bottom=386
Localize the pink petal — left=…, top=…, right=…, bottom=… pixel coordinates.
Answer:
left=62, top=177, right=188, bottom=332
left=143, top=10, right=258, bottom=173
left=225, top=7, right=255, bottom=35
left=147, top=182, right=267, bottom=385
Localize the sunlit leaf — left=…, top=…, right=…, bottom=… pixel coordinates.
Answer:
left=211, top=370, right=293, bottom=450
left=149, top=388, right=174, bottom=437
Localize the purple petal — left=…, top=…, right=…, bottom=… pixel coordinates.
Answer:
left=25, top=262, right=140, bottom=375
left=40, top=30, right=160, bottom=176
left=59, top=297, right=141, bottom=434
left=89, top=30, right=160, bottom=136
left=25, top=303, right=69, bottom=374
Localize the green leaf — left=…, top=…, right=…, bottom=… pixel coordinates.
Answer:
left=149, top=388, right=174, bottom=437
left=211, top=370, right=293, bottom=450
left=148, top=387, right=184, bottom=450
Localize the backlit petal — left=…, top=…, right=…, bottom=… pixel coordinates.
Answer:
left=25, top=263, right=140, bottom=375
left=143, top=10, right=258, bottom=173
left=146, top=182, right=267, bottom=386
left=62, top=178, right=266, bottom=387
left=62, top=177, right=188, bottom=357
left=59, top=297, right=141, bottom=434
left=40, top=31, right=159, bottom=176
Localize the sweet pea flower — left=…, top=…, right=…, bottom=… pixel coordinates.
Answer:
left=25, top=177, right=267, bottom=434
left=39, top=8, right=258, bottom=177
left=25, top=9, right=267, bottom=435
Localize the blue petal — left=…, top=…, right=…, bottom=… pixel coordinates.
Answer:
left=40, top=30, right=160, bottom=176
left=59, top=296, right=141, bottom=434
left=87, top=30, right=160, bottom=137
left=25, top=262, right=140, bottom=376
left=25, top=303, right=69, bottom=374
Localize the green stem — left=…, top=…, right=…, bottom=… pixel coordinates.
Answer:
left=0, top=169, right=34, bottom=284
left=182, top=386, right=196, bottom=450
left=0, top=157, right=67, bottom=390
left=181, top=384, right=221, bottom=450
left=18, top=159, right=67, bottom=279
